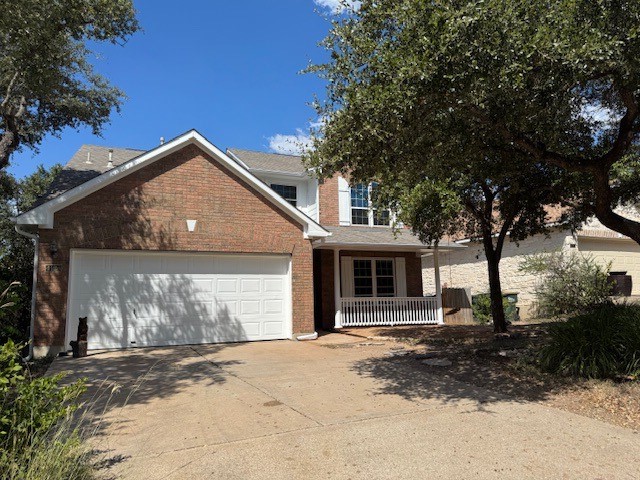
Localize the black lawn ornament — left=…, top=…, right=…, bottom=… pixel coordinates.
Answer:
left=70, top=317, right=88, bottom=358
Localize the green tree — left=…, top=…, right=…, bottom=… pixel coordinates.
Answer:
left=0, top=164, right=61, bottom=342
left=306, top=2, right=586, bottom=331
left=308, top=0, right=640, bottom=246
left=0, top=0, right=139, bottom=171
left=399, top=158, right=580, bottom=332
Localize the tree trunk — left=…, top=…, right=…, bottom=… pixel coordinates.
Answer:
left=591, top=169, right=640, bottom=245
left=485, top=247, right=508, bottom=333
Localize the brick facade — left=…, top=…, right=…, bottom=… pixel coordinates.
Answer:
left=314, top=249, right=424, bottom=330
left=318, top=174, right=340, bottom=226
left=34, top=144, right=315, bottom=354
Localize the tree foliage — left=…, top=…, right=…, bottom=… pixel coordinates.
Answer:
left=0, top=164, right=61, bottom=343
left=306, top=0, right=595, bottom=331
left=0, top=0, right=139, bottom=171
left=308, top=0, right=640, bottom=244
left=520, top=251, right=613, bottom=318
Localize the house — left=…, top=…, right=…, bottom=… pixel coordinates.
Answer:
left=422, top=213, right=640, bottom=319
left=14, top=130, right=462, bottom=357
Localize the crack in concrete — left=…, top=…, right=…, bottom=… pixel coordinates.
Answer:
left=189, top=346, right=324, bottom=427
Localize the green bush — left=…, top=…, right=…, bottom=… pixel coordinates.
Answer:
left=539, top=304, right=640, bottom=379
left=472, top=293, right=509, bottom=324
left=0, top=282, right=25, bottom=346
left=0, top=340, right=93, bottom=479
left=519, top=251, right=612, bottom=318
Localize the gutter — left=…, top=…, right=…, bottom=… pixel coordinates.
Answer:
left=14, top=224, right=38, bottom=361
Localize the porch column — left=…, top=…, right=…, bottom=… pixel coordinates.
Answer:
left=433, top=247, right=445, bottom=324
left=334, top=248, right=342, bottom=328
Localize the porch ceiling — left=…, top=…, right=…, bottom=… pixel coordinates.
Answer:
left=313, top=226, right=465, bottom=252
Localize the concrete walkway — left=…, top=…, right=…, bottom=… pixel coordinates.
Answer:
left=50, top=334, right=640, bottom=479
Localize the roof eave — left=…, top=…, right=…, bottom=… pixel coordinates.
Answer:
left=312, top=240, right=465, bottom=252
left=247, top=168, right=310, bottom=178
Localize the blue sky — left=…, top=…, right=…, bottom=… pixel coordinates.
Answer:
left=9, top=0, right=355, bottom=178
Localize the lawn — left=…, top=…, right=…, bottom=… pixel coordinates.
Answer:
left=343, top=322, right=640, bottom=431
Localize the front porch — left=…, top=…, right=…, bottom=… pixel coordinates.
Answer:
left=312, top=226, right=464, bottom=330
left=340, top=296, right=440, bottom=327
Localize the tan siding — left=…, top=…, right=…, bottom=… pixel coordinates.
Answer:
left=578, top=237, right=640, bottom=295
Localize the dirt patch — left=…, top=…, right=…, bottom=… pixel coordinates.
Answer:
left=351, top=322, right=640, bottom=431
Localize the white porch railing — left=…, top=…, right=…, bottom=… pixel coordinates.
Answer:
left=340, top=296, right=440, bottom=327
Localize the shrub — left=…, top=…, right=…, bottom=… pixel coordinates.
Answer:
left=0, top=340, right=93, bottom=479
left=519, top=251, right=612, bottom=318
left=0, top=282, right=24, bottom=344
left=472, top=293, right=510, bottom=324
left=539, top=304, right=640, bottom=379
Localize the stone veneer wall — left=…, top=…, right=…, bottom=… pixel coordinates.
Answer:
left=422, top=230, right=576, bottom=319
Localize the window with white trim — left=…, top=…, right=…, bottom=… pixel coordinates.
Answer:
left=350, top=182, right=390, bottom=226
left=353, top=258, right=395, bottom=297
left=271, top=184, right=297, bottom=206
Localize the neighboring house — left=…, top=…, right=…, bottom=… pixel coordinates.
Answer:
left=422, top=214, right=640, bottom=319
left=14, top=130, right=461, bottom=357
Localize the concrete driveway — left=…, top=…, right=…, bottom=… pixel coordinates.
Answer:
left=50, top=334, right=640, bottom=479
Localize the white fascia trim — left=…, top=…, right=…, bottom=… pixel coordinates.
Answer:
left=225, top=149, right=251, bottom=170
left=15, top=130, right=330, bottom=238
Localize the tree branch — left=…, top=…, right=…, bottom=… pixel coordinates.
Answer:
left=1, top=72, right=20, bottom=110
left=598, top=83, right=640, bottom=168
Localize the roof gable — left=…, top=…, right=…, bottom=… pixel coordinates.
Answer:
left=15, top=130, right=329, bottom=239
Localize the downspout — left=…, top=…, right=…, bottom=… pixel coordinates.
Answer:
left=14, top=225, right=39, bottom=361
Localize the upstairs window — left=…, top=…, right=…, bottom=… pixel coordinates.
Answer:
left=271, top=184, right=297, bottom=207
left=350, top=182, right=390, bottom=226
left=350, top=183, right=369, bottom=225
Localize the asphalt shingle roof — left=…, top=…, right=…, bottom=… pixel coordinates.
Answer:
left=32, top=145, right=144, bottom=207
left=318, top=226, right=464, bottom=249
left=227, top=148, right=307, bottom=175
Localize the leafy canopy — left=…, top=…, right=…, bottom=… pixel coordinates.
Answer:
left=307, top=0, right=640, bottom=242
left=0, top=164, right=61, bottom=343
left=0, top=0, right=139, bottom=170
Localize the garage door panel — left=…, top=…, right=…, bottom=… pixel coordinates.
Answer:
left=264, top=278, right=284, bottom=293
left=264, top=321, right=284, bottom=335
left=240, top=300, right=261, bottom=315
left=136, top=256, right=164, bottom=274
left=74, top=275, right=120, bottom=295
left=188, top=256, right=216, bottom=274
left=109, top=255, right=136, bottom=273
left=215, top=256, right=289, bottom=276
left=240, top=278, right=261, bottom=293
left=216, top=300, right=239, bottom=316
left=241, top=322, right=261, bottom=337
left=162, top=300, right=215, bottom=318
left=77, top=254, right=109, bottom=272
left=264, top=299, right=284, bottom=314
left=69, top=251, right=291, bottom=349
left=216, top=278, right=238, bottom=294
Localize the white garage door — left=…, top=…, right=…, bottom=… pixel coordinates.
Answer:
left=66, top=250, right=292, bottom=350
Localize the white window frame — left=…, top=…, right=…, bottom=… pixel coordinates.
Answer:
left=352, top=257, right=396, bottom=297
left=350, top=183, right=391, bottom=227
left=270, top=183, right=297, bottom=207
